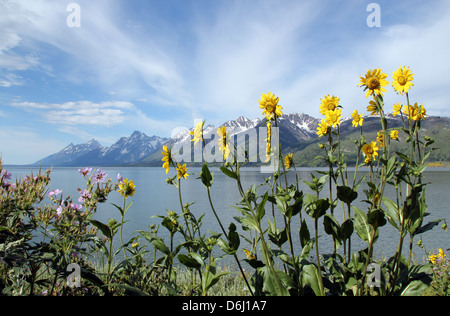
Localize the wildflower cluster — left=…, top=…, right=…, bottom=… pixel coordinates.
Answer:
left=316, top=95, right=342, bottom=137
left=427, top=249, right=449, bottom=296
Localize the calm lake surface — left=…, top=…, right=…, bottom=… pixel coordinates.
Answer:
left=5, top=165, right=450, bottom=266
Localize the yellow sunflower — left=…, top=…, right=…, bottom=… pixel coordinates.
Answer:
left=367, top=100, right=380, bottom=116
left=325, top=108, right=342, bottom=128
left=358, top=68, right=389, bottom=98
left=259, top=92, right=283, bottom=120
left=117, top=179, right=136, bottom=199
left=190, top=120, right=205, bottom=146
left=403, top=103, right=426, bottom=121
left=316, top=119, right=329, bottom=138
left=176, top=163, right=189, bottom=180
left=392, top=66, right=414, bottom=95
left=362, top=141, right=379, bottom=160
left=377, top=131, right=385, bottom=148
left=392, top=102, right=403, bottom=116
left=320, top=95, right=340, bottom=115
left=284, top=153, right=293, bottom=169
left=161, top=145, right=172, bottom=174
left=390, top=130, right=399, bottom=140
left=217, top=126, right=231, bottom=160
left=351, top=110, right=364, bottom=127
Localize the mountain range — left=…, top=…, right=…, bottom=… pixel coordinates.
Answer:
left=34, top=131, right=168, bottom=167
left=32, top=113, right=450, bottom=167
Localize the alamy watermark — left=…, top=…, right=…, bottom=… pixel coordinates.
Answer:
left=366, top=3, right=381, bottom=28
left=66, top=3, right=81, bottom=28
left=367, top=263, right=381, bottom=288
left=66, top=263, right=81, bottom=288
left=170, top=122, right=280, bottom=174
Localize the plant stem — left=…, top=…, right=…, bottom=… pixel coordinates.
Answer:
left=120, top=197, right=127, bottom=260
left=314, top=217, right=325, bottom=296
left=206, top=185, right=254, bottom=296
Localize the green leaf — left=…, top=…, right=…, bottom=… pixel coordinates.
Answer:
left=257, top=192, right=268, bottom=222
left=220, top=166, right=237, bottom=179
left=337, top=186, right=358, bottom=204
left=382, top=196, right=400, bottom=229
left=178, top=254, right=201, bottom=269
left=89, top=219, right=113, bottom=240
left=234, top=215, right=260, bottom=233
left=204, top=271, right=230, bottom=293
left=150, top=238, right=170, bottom=255
left=353, top=206, right=372, bottom=244
left=301, top=263, right=323, bottom=296
left=367, top=209, right=387, bottom=230
left=305, top=194, right=329, bottom=220
left=299, top=219, right=310, bottom=248
left=227, top=222, right=240, bottom=251
left=413, top=219, right=442, bottom=236
left=341, top=219, right=354, bottom=241
left=385, top=156, right=397, bottom=181
left=200, top=163, right=214, bottom=187
left=260, top=266, right=291, bottom=296
left=400, top=280, right=430, bottom=296
left=189, top=252, right=205, bottom=267
left=275, top=194, right=288, bottom=217
left=323, top=214, right=343, bottom=245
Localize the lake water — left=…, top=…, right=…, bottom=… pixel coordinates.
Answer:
left=4, top=165, right=449, bottom=267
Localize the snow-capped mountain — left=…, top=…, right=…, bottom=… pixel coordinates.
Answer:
left=33, top=132, right=168, bottom=167
left=222, top=116, right=262, bottom=136
left=34, top=113, right=323, bottom=166
left=34, top=139, right=108, bottom=167
left=278, top=113, right=319, bottom=141
left=99, top=131, right=167, bottom=165
left=32, top=113, right=450, bottom=167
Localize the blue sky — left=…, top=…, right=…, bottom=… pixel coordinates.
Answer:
left=1, top=0, right=450, bottom=164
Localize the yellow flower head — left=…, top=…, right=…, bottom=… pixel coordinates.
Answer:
left=316, top=119, right=329, bottom=138
left=367, top=100, right=380, bottom=116
left=377, top=131, right=385, bottom=148
left=217, top=126, right=231, bottom=160
left=428, top=254, right=438, bottom=264
left=243, top=249, right=256, bottom=260
left=259, top=92, right=283, bottom=120
left=392, top=66, right=414, bottom=95
left=393, top=102, right=403, bottom=116
left=320, top=95, right=340, bottom=115
left=161, top=145, right=173, bottom=174
left=428, top=249, right=447, bottom=264
left=176, top=163, right=189, bottom=180
left=117, top=179, right=136, bottom=199
left=362, top=141, right=379, bottom=160
left=325, top=108, right=342, bottom=128
left=358, top=68, right=389, bottom=98
left=351, top=110, right=364, bottom=127
left=284, top=153, right=293, bottom=169
left=390, top=130, right=399, bottom=140
left=403, top=103, right=426, bottom=121
left=190, top=120, right=205, bottom=146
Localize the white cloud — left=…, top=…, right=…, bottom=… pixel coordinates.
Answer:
left=10, top=100, right=135, bottom=127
